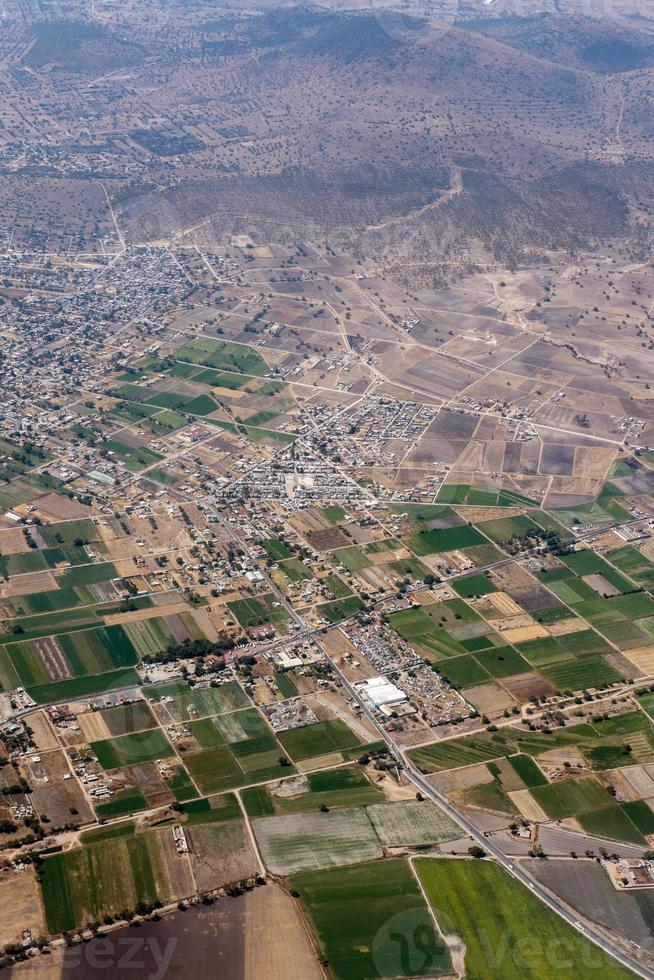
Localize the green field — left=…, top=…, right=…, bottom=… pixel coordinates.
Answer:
left=475, top=646, right=530, bottom=678
left=608, top=546, right=654, bottom=590
left=191, top=707, right=275, bottom=750
left=28, top=667, right=141, bottom=704
left=274, top=671, right=298, bottom=698
left=40, top=832, right=167, bottom=934
left=541, top=656, right=621, bottom=692
left=278, top=558, right=313, bottom=582
left=166, top=765, right=197, bottom=802
left=319, top=596, right=364, bottom=623
left=123, top=616, right=186, bottom=658
left=178, top=700, right=293, bottom=794
left=278, top=719, right=362, bottom=760
left=182, top=793, right=241, bottom=825
left=103, top=439, right=163, bottom=472
left=408, top=525, right=486, bottom=556
left=95, top=788, right=149, bottom=819
left=92, top=729, right=174, bottom=770
left=331, top=546, right=372, bottom=571
left=154, top=680, right=250, bottom=719
left=262, top=538, right=294, bottom=560
left=39, top=519, right=99, bottom=548
left=174, top=337, right=269, bottom=376
left=7, top=624, right=138, bottom=690
left=436, top=484, right=538, bottom=507
left=292, top=859, right=452, bottom=980
left=241, top=765, right=384, bottom=816
left=323, top=574, right=353, bottom=599
left=388, top=600, right=488, bottom=659
left=476, top=514, right=539, bottom=543
left=323, top=505, right=346, bottom=524
left=416, top=859, right=631, bottom=979
left=184, top=743, right=294, bottom=794
left=530, top=774, right=612, bottom=819
left=100, top=701, right=157, bottom=736
left=577, top=805, right=647, bottom=845
left=80, top=821, right=136, bottom=845
left=452, top=573, right=497, bottom=598
left=179, top=393, right=218, bottom=416
left=407, top=723, right=598, bottom=773
left=436, top=654, right=490, bottom=689
left=507, top=754, right=547, bottom=787
left=227, top=593, right=290, bottom=628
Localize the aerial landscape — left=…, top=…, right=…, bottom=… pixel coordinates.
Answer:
left=2, top=0, right=654, bottom=976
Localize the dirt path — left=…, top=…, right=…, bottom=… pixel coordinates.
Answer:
left=362, top=165, right=463, bottom=233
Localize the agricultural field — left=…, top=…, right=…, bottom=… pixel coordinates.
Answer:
left=253, top=798, right=460, bottom=876
left=173, top=337, right=269, bottom=376
left=150, top=680, right=250, bottom=721
left=416, top=859, right=632, bottom=979
left=8, top=3, right=654, bottom=971
left=5, top=623, right=138, bottom=692
left=227, top=593, right=290, bottom=629
left=388, top=599, right=492, bottom=659
left=100, top=700, right=158, bottom=736
left=28, top=667, right=142, bottom=705
left=407, top=708, right=654, bottom=844
left=91, top=729, right=175, bottom=770
left=39, top=800, right=256, bottom=934
left=252, top=807, right=383, bottom=875
left=277, top=719, right=364, bottom=761
left=383, top=547, right=651, bottom=699
left=318, top=596, right=364, bottom=623
left=408, top=713, right=654, bottom=775
left=241, top=765, right=385, bottom=816
left=292, top=859, right=452, bottom=980
left=436, top=485, right=538, bottom=507
left=182, top=722, right=294, bottom=794
left=40, top=830, right=172, bottom=933
left=367, top=800, right=460, bottom=847
left=407, top=524, right=487, bottom=556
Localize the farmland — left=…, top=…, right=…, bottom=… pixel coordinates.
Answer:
left=293, top=859, right=452, bottom=980
left=367, top=800, right=460, bottom=847
left=253, top=807, right=383, bottom=875
left=416, top=860, right=632, bottom=979
left=278, top=719, right=363, bottom=761
left=241, top=765, right=385, bottom=816
left=92, top=729, right=174, bottom=770
left=41, top=831, right=171, bottom=933
left=4, top=0, right=654, bottom=973
left=227, top=594, right=290, bottom=629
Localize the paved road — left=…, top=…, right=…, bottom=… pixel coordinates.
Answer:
left=205, top=500, right=654, bottom=977
left=327, top=656, right=654, bottom=979
left=14, top=495, right=653, bottom=974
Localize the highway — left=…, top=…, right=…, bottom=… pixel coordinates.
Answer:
left=326, top=654, right=654, bottom=980
left=12, top=484, right=652, bottom=974
left=205, top=497, right=654, bottom=977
